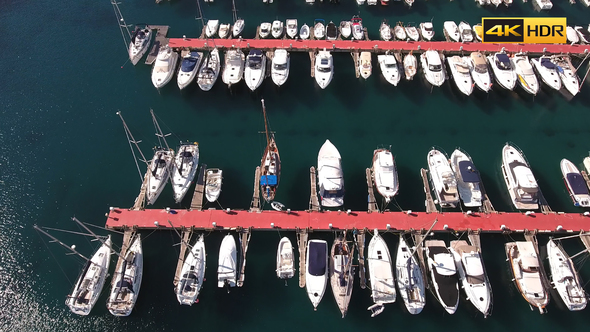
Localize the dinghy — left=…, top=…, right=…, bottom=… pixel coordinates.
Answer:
left=205, top=168, right=222, bottom=202
left=276, top=237, right=295, bottom=279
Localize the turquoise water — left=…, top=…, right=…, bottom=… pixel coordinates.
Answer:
left=2, top=0, right=590, bottom=330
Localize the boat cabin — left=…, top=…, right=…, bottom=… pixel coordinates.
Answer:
left=495, top=53, right=512, bottom=70
left=247, top=50, right=263, bottom=69
left=470, top=52, right=488, bottom=73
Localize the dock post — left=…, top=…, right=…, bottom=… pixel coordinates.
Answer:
left=237, top=227, right=252, bottom=287
left=297, top=228, right=309, bottom=288
left=308, top=167, right=320, bottom=212
left=355, top=228, right=367, bottom=289
left=190, top=164, right=207, bottom=211
left=420, top=168, right=438, bottom=213
left=250, top=166, right=261, bottom=212
left=365, top=168, right=379, bottom=213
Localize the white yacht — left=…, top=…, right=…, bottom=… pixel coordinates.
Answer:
left=276, top=237, right=295, bottom=280
left=286, top=19, right=298, bottom=38
left=314, top=20, right=325, bottom=40
left=512, top=54, right=540, bottom=95
left=259, top=22, right=271, bottom=39
left=504, top=0, right=513, bottom=5
left=306, top=239, right=329, bottom=310
left=566, top=26, right=579, bottom=44
left=505, top=241, right=549, bottom=313
left=395, top=235, right=425, bottom=315
left=271, top=49, right=290, bottom=87
left=359, top=52, right=372, bottom=80
left=197, top=49, right=220, bottom=91
left=394, top=24, right=407, bottom=41
left=421, top=50, right=446, bottom=87
left=367, top=230, right=396, bottom=317
left=232, top=19, right=244, bottom=37
left=449, top=240, right=492, bottom=317
left=420, top=22, right=435, bottom=41
left=378, top=53, right=401, bottom=86
left=170, top=143, right=199, bottom=203
left=405, top=26, right=420, bottom=42
left=177, top=52, right=203, bottom=90
left=487, top=52, right=516, bottom=90
left=404, top=53, right=417, bottom=80
left=107, top=234, right=143, bottom=317
left=314, top=50, right=334, bottom=89
left=205, top=168, right=222, bottom=202
left=244, top=49, right=266, bottom=91
left=330, top=233, right=354, bottom=318
left=318, top=139, right=344, bottom=207
left=405, top=0, right=414, bottom=6
left=561, top=159, right=590, bottom=207
left=352, top=16, right=364, bottom=40
left=547, top=239, right=587, bottom=311
left=300, top=24, right=310, bottom=40
left=129, top=27, right=152, bottom=65
left=531, top=56, right=561, bottom=91
left=582, top=0, right=590, bottom=6
left=146, top=148, right=174, bottom=205
left=552, top=55, right=580, bottom=96
left=458, top=21, right=473, bottom=42
left=221, top=49, right=245, bottom=87
left=533, top=0, right=553, bottom=10
left=66, top=236, right=112, bottom=316
left=340, top=21, right=352, bottom=39
left=444, top=21, right=460, bottom=42
left=425, top=240, right=459, bottom=314
left=450, top=149, right=483, bottom=208
left=501, top=144, right=539, bottom=210
left=427, top=148, right=460, bottom=208
left=218, top=234, right=237, bottom=288
left=205, top=20, right=219, bottom=38
left=446, top=56, right=473, bottom=96
left=380, top=21, right=392, bottom=41
left=271, top=20, right=284, bottom=39
left=372, top=148, right=398, bottom=203
left=175, top=234, right=206, bottom=305
left=464, top=52, right=492, bottom=93
left=151, top=45, right=178, bottom=89
left=491, top=0, right=502, bottom=6
left=574, top=26, right=590, bottom=44
left=218, top=23, right=230, bottom=39
left=473, top=24, right=483, bottom=42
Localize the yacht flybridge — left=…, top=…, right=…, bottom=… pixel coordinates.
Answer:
left=151, top=45, right=178, bottom=89
left=465, top=52, right=491, bottom=93
left=501, top=144, right=539, bottom=210
left=446, top=56, right=473, bottom=96
left=512, top=54, right=539, bottom=95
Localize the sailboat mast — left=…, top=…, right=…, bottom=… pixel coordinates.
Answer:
left=261, top=99, right=270, bottom=147
left=110, top=0, right=132, bottom=50
left=151, top=109, right=171, bottom=151
left=231, top=0, right=238, bottom=23
left=72, top=217, right=126, bottom=262
left=117, top=111, right=148, bottom=183
left=34, top=225, right=89, bottom=261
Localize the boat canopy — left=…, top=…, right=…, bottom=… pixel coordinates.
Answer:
left=452, top=57, right=470, bottom=74
left=540, top=57, right=556, bottom=69
left=181, top=56, right=199, bottom=72
left=510, top=162, right=538, bottom=190
left=308, top=242, right=327, bottom=276
left=471, top=52, right=488, bottom=73
left=566, top=173, right=589, bottom=195
left=260, top=175, right=278, bottom=186
left=458, top=160, right=481, bottom=183
left=433, top=253, right=456, bottom=276
left=495, top=53, right=511, bottom=70
left=516, top=58, right=534, bottom=75
left=319, top=159, right=343, bottom=190
left=463, top=254, right=485, bottom=284
left=249, top=49, right=263, bottom=57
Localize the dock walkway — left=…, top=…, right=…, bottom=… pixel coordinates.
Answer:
left=146, top=25, right=170, bottom=65
left=308, top=167, right=320, bottom=212
left=420, top=168, right=438, bottom=213
left=190, top=164, right=206, bottom=211
left=297, top=228, right=308, bottom=288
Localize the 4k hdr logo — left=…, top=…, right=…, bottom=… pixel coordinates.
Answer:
left=482, top=18, right=567, bottom=44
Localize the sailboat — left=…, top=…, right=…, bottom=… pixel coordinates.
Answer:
left=395, top=234, right=425, bottom=314
left=546, top=238, right=587, bottom=311
left=259, top=99, right=281, bottom=203
left=330, top=232, right=354, bottom=318
left=176, top=234, right=206, bottom=305
left=107, top=234, right=143, bottom=317
left=129, top=26, right=152, bottom=65
left=146, top=110, right=175, bottom=205
left=170, top=142, right=199, bottom=203
left=367, top=230, right=396, bottom=317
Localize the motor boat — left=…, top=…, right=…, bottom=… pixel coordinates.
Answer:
left=129, top=26, right=152, bottom=65
left=352, top=16, right=364, bottom=40
left=444, top=21, right=460, bottom=42
left=425, top=240, right=459, bottom=314
left=378, top=53, right=401, bottom=86
left=317, top=139, right=343, bottom=207
left=533, top=0, right=553, bottom=10
left=405, top=25, right=420, bottom=42
left=356, top=0, right=366, bottom=4
left=546, top=239, right=587, bottom=311
left=177, top=51, right=203, bottom=90
left=313, top=19, right=325, bottom=40
left=380, top=0, right=390, bottom=4
left=244, top=49, right=266, bottom=91
left=531, top=56, right=562, bottom=91
left=420, top=50, right=446, bottom=87
left=271, top=20, right=284, bottom=39
left=449, top=240, right=492, bottom=317
left=170, top=143, right=199, bottom=203
left=512, top=54, right=540, bottom=95
left=276, top=237, right=295, bottom=280
left=367, top=0, right=377, bottom=4
left=197, top=48, right=221, bottom=91
left=473, top=24, right=483, bottom=42
left=205, top=20, right=219, bottom=38
left=501, top=144, right=539, bottom=210
left=146, top=148, right=174, bottom=205
left=286, top=19, right=298, bottom=39
left=504, top=0, right=513, bottom=5
left=306, top=239, right=328, bottom=310
left=340, top=21, right=352, bottom=39
left=300, top=24, right=310, bottom=40
left=574, top=26, right=590, bottom=44
left=581, top=0, right=590, bottom=6
left=566, top=26, right=579, bottom=44
left=394, top=24, right=407, bottom=41
left=326, top=21, right=337, bottom=41
left=552, top=55, right=580, bottom=96
left=372, top=148, right=398, bottom=202
left=217, top=234, right=237, bottom=288
left=446, top=55, right=473, bottom=96
left=205, top=168, right=222, bottom=202
left=66, top=236, right=111, bottom=315
left=449, top=149, right=483, bottom=208
left=491, top=0, right=502, bottom=6
left=359, top=52, right=372, bottom=80
left=404, top=53, right=417, bottom=80
left=458, top=21, right=473, bottom=42
left=475, top=0, right=489, bottom=5
left=218, top=23, right=230, bottom=39
left=396, top=234, right=425, bottom=315
left=560, top=159, right=590, bottom=207
left=405, top=0, right=414, bottom=6
left=232, top=18, right=244, bottom=37
left=330, top=232, right=354, bottom=318
left=151, top=45, right=178, bottom=89
left=107, top=234, right=143, bottom=317
left=175, top=234, right=206, bottom=305
left=271, top=49, right=290, bottom=87
left=259, top=100, right=281, bottom=202
left=315, top=50, right=334, bottom=89
left=464, top=52, right=492, bottom=93
left=379, top=20, right=392, bottom=41
left=259, top=22, right=271, bottom=39
left=221, top=49, right=245, bottom=87
left=420, top=22, right=435, bottom=41
left=505, top=241, right=549, bottom=313
left=427, top=148, right=459, bottom=208
left=487, top=52, right=516, bottom=90
left=367, top=230, right=396, bottom=317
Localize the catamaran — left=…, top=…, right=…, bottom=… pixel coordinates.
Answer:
left=177, top=52, right=203, bottom=90
left=151, top=45, right=178, bottom=89
left=449, top=149, right=483, bottom=208
left=560, top=158, right=590, bottom=207
left=276, top=237, right=295, bottom=280
left=170, top=142, right=199, bottom=203
left=107, top=234, right=143, bottom=317
left=129, top=26, right=152, bottom=65
left=372, top=148, right=398, bottom=203
left=259, top=99, right=281, bottom=203
left=427, top=148, right=459, bottom=208
left=501, top=144, right=539, bottom=210
left=318, top=139, right=344, bottom=208
left=512, top=53, right=540, bottom=95
left=306, top=239, right=329, bottom=310
left=546, top=238, right=587, bottom=311
left=425, top=240, right=459, bottom=314
left=367, top=230, right=396, bottom=317
left=271, top=49, right=290, bottom=87
left=330, top=233, right=354, bottom=318
left=218, top=234, right=237, bottom=288
left=395, top=234, right=425, bottom=315
left=175, top=234, right=206, bottom=305
left=505, top=241, right=549, bottom=313
left=464, top=52, right=492, bottom=93
left=221, top=49, right=245, bottom=87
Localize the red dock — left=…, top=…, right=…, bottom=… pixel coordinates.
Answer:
left=106, top=209, right=590, bottom=233
left=169, top=38, right=590, bottom=55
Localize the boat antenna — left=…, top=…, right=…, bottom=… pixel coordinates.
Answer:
left=150, top=109, right=171, bottom=151
left=117, top=111, right=148, bottom=183
left=33, top=225, right=89, bottom=261
left=261, top=99, right=270, bottom=147
left=110, top=0, right=132, bottom=51
left=72, top=217, right=126, bottom=261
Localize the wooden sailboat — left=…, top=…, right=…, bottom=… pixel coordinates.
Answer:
left=259, top=99, right=281, bottom=202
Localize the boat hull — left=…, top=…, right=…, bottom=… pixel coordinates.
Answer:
left=395, top=235, right=425, bottom=314
left=107, top=235, right=143, bottom=317
left=176, top=235, right=206, bottom=305
left=306, top=240, right=328, bottom=310
left=217, top=234, right=237, bottom=288
left=276, top=237, right=294, bottom=279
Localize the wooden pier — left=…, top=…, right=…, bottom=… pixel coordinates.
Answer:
left=581, top=171, right=590, bottom=193
left=190, top=164, right=206, bottom=211
left=420, top=168, right=438, bottom=213
left=145, top=25, right=170, bottom=65
left=297, top=228, right=308, bottom=288
left=579, top=231, right=590, bottom=253
left=524, top=230, right=552, bottom=296
left=468, top=229, right=482, bottom=251
left=250, top=166, right=261, bottom=213
left=365, top=168, right=379, bottom=213
left=355, top=229, right=367, bottom=289
left=308, top=167, right=320, bottom=212
left=237, top=227, right=252, bottom=287
left=173, top=228, right=193, bottom=287
left=309, top=51, right=316, bottom=78
left=112, top=229, right=135, bottom=288
left=132, top=172, right=149, bottom=211
left=352, top=51, right=360, bottom=78
left=411, top=231, right=429, bottom=289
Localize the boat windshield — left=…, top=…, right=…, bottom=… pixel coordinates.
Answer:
left=318, top=58, right=331, bottom=72
left=248, top=56, right=262, bottom=69
left=385, top=62, right=397, bottom=69
left=181, top=57, right=199, bottom=72
left=496, top=54, right=512, bottom=70
left=274, top=63, right=288, bottom=70
left=429, top=64, right=442, bottom=72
